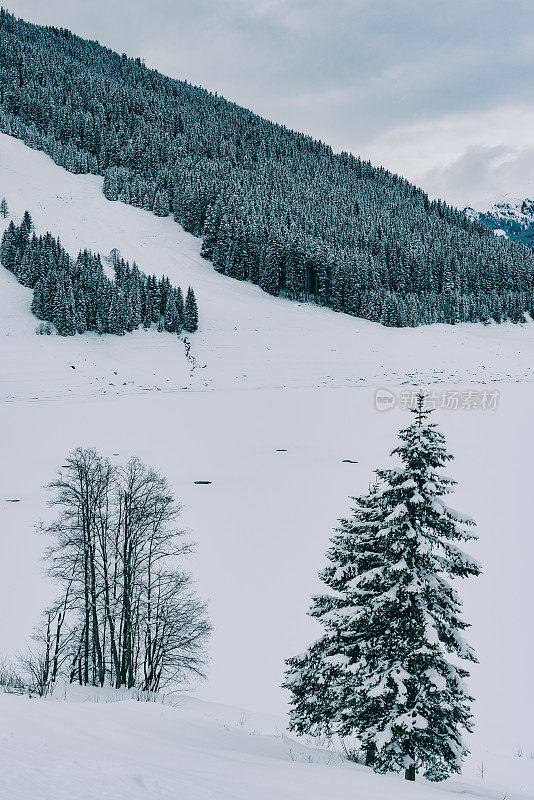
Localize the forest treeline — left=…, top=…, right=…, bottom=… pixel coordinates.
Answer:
left=0, top=9, right=533, bottom=326
left=0, top=211, right=199, bottom=335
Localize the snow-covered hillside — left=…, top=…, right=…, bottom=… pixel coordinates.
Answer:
left=1, top=134, right=534, bottom=799
left=1, top=132, right=534, bottom=400
left=465, top=196, right=534, bottom=246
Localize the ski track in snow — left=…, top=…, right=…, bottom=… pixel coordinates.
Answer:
left=1, top=133, right=534, bottom=799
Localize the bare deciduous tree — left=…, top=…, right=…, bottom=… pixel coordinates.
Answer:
left=38, top=448, right=210, bottom=693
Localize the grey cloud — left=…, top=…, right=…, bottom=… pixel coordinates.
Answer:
left=6, top=0, right=534, bottom=204
left=423, top=146, right=534, bottom=208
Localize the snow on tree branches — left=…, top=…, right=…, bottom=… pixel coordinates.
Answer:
left=0, top=213, right=199, bottom=336
left=0, top=9, right=533, bottom=325
left=283, top=395, right=480, bottom=782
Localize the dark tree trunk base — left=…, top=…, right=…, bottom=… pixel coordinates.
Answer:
left=405, top=765, right=416, bottom=781
left=365, top=743, right=376, bottom=767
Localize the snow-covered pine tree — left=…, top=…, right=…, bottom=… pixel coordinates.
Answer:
left=52, top=284, right=75, bottom=336
left=175, top=286, right=184, bottom=325
left=107, top=293, right=123, bottom=335
left=21, top=210, right=33, bottom=234
left=200, top=201, right=222, bottom=260
left=102, top=167, right=119, bottom=201
left=164, top=292, right=179, bottom=332
left=0, top=197, right=8, bottom=218
left=0, top=220, right=16, bottom=270
left=260, top=236, right=281, bottom=296
left=284, top=394, right=480, bottom=782
left=283, top=482, right=387, bottom=765
left=75, top=290, right=88, bottom=334
left=153, top=190, right=169, bottom=217
left=31, top=279, right=45, bottom=319
left=365, top=396, right=480, bottom=781
left=128, top=283, right=142, bottom=330
left=184, top=286, right=198, bottom=332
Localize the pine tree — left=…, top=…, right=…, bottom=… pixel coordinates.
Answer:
left=175, top=286, right=184, bottom=325
left=107, top=294, right=123, bottom=335
left=102, top=168, right=119, bottom=200
left=0, top=221, right=17, bottom=270
left=184, top=286, right=198, bottom=332
left=284, top=395, right=480, bottom=782
left=21, top=210, right=33, bottom=235
left=0, top=197, right=9, bottom=218
left=52, top=284, right=75, bottom=335
left=153, top=190, right=169, bottom=217
left=200, top=201, right=222, bottom=259
left=128, top=284, right=142, bottom=329
left=164, top=292, right=179, bottom=332
left=31, top=279, right=45, bottom=319
left=75, top=291, right=88, bottom=333
left=212, top=216, right=231, bottom=273
left=260, top=237, right=281, bottom=296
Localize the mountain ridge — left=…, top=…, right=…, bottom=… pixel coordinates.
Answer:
left=1, top=8, right=534, bottom=326
left=465, top=197, right=534, bottom=247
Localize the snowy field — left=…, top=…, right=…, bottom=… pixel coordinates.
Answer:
left=6, top=688, right=532, bottom=800
left=1, top=134, right=534, bottom=799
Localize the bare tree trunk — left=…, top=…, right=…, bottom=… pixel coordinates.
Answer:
left=88, top=538, right=104, bottom=685
left=98, top=497, right=121, bottom=687
left=50, top=579, right=73, bottom=683
left=70, top=625, right=85, bottom=685
left=83, top=537, right=90, bottom=685
left=42, top=613, right=52, bottom=693
left=120, top=489, right=134, bottom=687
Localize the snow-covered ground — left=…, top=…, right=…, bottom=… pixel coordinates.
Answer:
left=5, top=687, right=532, bottom=800
left=1, top=133, right=534, bottom=799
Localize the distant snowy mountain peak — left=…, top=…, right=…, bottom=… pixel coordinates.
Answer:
left=465, top=196, right=534, bottom=246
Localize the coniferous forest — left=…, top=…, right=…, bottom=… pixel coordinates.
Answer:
left=0, top=9, right=533, bottom=327
left=0, top=212, right=198, bottom=336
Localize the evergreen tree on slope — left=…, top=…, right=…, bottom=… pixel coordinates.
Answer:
left=0, top=221, right=17, bottom=270
left=153, top=190, right=170, bottom=217
left=21, top=210, right=33, bottom=235
left=284, top=395, right=480, bottom=782
left=184, top=287, right=198, bottom=332
left=164, top=292, right=179, bottom=333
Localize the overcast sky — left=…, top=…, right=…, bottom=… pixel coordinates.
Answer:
left=7, top=0, right=534, bottom=208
